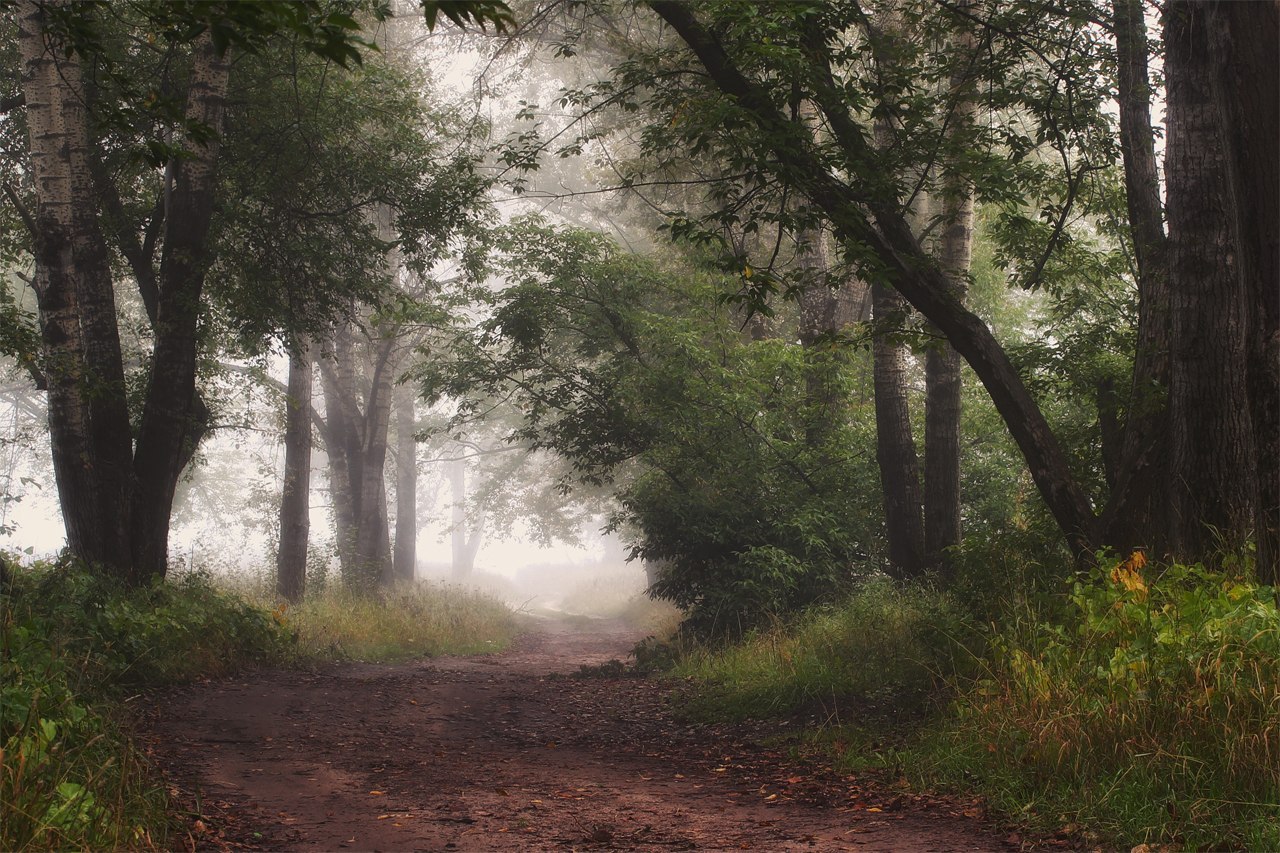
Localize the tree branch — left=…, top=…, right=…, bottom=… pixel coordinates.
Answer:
left=2, top=183, right=37, bottom=240
left=648, top=0, right=1098, bottom=557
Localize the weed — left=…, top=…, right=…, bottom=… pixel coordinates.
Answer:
left=911, top=555, right=1280, bottom=849
left=274, top=582, right=518, bottom=663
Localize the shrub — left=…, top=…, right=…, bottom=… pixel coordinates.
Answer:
left=918, top=554, right=1280, bottom=849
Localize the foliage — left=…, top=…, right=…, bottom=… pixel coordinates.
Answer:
left=210, top=41, right=491, bottom=352
left=913, top=555, right=1280, bottom=849
left=429, top=218, right=888, bottom=633
left=0, top=560, right=294, bottom=851
left=670, top=579, right=976, bottom=722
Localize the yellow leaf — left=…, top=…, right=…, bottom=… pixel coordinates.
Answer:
left=369, top=791, right=385, bottom=796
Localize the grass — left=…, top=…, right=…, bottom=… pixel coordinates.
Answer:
left=666, top=558, right=1280, bottom=851
left=279, top=581, right=519, bottom=662
left=1, top=564, right=289, bottom=851
left=1, top=559, right=518, bottom=850
left=669, top=578, right=975, bottom=722
left=907, top=556, right=1280, bottom=850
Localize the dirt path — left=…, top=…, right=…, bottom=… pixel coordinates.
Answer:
left=142, top=617, right=1009, bottom=852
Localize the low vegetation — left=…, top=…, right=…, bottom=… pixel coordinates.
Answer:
left=917, top=555, right=1280, bottom=850
left=280, top=582, right=518, bottom=663
left=0, top=559, right=516, bottom=851
left=669, top=580, right=974, bottom=722
left=668, top=556, right=1280, bottom=850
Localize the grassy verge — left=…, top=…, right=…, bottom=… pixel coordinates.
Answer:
left=280, top=582, right=519, bottom=662
left=669, top=579, right=975, bottom=722
left=667, top=561, right=1280, bottom=850
left=908, top=556, right=1280, bottom=850
left=1, top=561, right=517, bottom=851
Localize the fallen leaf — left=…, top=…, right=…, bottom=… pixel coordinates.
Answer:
left=368, top=791, right=385, bottom=796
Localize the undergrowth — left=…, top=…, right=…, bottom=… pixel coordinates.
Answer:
left=1, top=563, right=291, bottom=851
left=911, top=554, right=1280, bottom=850
left=1, top=560, right=517, bottom=851
left=670, top=557, right=1280, bottom=850
left=670, top=579, right=975, bottom=722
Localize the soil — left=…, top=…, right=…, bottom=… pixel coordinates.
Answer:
left=140, top=616, right=1013, bottom=852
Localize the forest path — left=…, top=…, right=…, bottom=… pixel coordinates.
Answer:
left=142, top=616, right=1007, bottom=852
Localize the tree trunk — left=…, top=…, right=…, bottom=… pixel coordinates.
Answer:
left=392, top=379, right=418, bottom=584
left=18, top=0, right=134, bottom=575
left=356, top=336, right=396, bottom=588
left=319, top=326, right=361, bottom=581
left=923, top=13, right=977, bottom=574
left=1163, top=1, right=1257, bottom=562
left=795, top=229, right=857, bottom=447
left=1203, top=0, right=1280, bottom=585
left=277, top=340, right=313, bottom=603
left=129, top=34, right=228, bottom=582
left=1101, top=0, right=1173, bottom=556
left=871, top=284, right=926, bottom=579
left=318, top=323, right=398, bottom=590
left=19, top=3, right=227, bottom=584
left=448, top=456, right=484, bottom=579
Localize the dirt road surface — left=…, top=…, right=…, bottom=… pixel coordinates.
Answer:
left=142, top=616, right=1009, bottom=851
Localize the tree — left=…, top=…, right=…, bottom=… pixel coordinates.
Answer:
left=1162, top=0, right=1278, bottom=581
left=14, top=2, right=229, bottom=584
left=276, top=340, right=313, bottom=603
left=5, top=0, right=510, bottom=585
left=638, top=0, right=1276, bottom=578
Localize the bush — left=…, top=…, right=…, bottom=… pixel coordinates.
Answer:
left=917, top=554, right=1280, bottom=849
left=2, top=562, right=295, bottom=851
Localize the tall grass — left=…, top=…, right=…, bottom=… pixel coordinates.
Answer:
left=280, top=581, right=519, bottom=662
left=671, top=579, right=975, bottom=721
left=913, top=555, right=1280, bottom=849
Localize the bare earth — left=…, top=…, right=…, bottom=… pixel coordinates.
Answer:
left=140, top=617, right=1011, bottom=852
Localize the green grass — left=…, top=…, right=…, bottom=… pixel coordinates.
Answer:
left=2, top=564, right=290, bottom=851
left=906, top=557, right=1280, bottom=850
left=667, top=559, right=1280, bottom=851
left=669, top=578, right=975, bottom=722
left=1, top=560, right=518, bottom=850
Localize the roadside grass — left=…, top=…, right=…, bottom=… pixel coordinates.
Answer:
left=1, top=563, right=291, bottom=851
left=1, top=560, right=518, bottom=850
left=669, top=578, right=976, bottom=722
left=279, top=581, right=519, bottom=662
left=907, top=556, right=1280, bottom=850
left=668, top=558, right=1280, bottom=850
